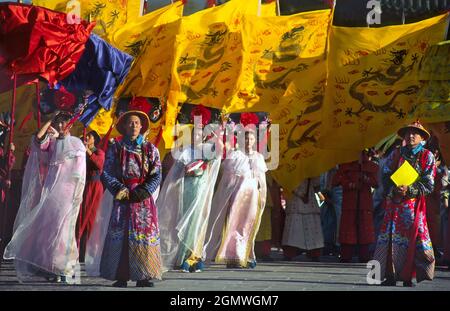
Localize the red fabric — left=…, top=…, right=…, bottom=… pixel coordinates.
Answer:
left=240, top=112, right=259, bottom=127
left=399, top=151, right=432, bottom=281
left=400, top=196, right=427, bottom=281
left=0, top=3, right=95, bottom=92
left=307, top=249, right=321, bottom=259
left=54, top=85, right=76, bottom=111
left=333, top=160, right=378, bottom=245
left=99, top=124, right=115, bottom=152
left=190, top=104, right=211, bottom=126
left=76, top=149, right=105, bottom=248
left=129, top=97, right=152, bottom=115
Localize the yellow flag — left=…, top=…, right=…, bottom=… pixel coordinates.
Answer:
left=265, top=10, right=358, bottom=195
left=318, top=13, right=449, bottom=152
left=162, top=0, right=260, bottom=147
left=86, top=106, right=116, bottom=136
left=79, top=0, right=142, bottom=42
left=415, top=40, right=450, bottom=122
left=260, top=1, right=277, bottom=17
left=169, top=0, right=253, bottom=108
left=33, top=0, right=142, bottom=42
left=226, top=10, right=332, bottom=114
left=113, top=2, right=184, bottom=99
left=32, top=0, right=68, bottom=11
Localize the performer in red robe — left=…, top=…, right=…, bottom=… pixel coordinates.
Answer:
left=76, top=130, right=105, bottom=262
left=374, top=121, right=436, bottom=287
left=332, top=150, right=378, bottom=263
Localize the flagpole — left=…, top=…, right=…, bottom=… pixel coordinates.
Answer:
left=257, top=0, right=261, bottom=16
left=276, top=0, right=281, bottom=16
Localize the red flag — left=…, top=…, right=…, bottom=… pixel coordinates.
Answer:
left=0, top=3, right=95, bottom=93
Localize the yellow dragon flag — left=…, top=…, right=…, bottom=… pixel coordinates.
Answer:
left=415, top=40, right=450, bottom=122
left=265, top=10, right=357, bottom=196
left=86, top=106, right=116, bottom=137
left=33, top=0, right=142, bottom=42
left=225, top=9, right=332, bottom=114
left=318, top=13, right=449, bottom=151
left=162, top=0, right=262, bottom=148
left=113, top=2, right=184, bottom=99
left=169, top=0, right=253, bottom=109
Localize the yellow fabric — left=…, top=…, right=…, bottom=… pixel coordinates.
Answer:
left=390, top=160, right=419, bottom=187
left=169, top=0, right=252, bottom=108
left=79, top=0, right=142, bottom=42
left=185, top=254, right=201, bottom=267
left=162, top=0, right=260, bottom=148
left=86, top=107, right=116, bottom=137
left=113, top=2, right=184, bottom=99
left=34, top=0, right=143, bottom=42
left=255, top=204, right=271, bottom=241
left=259, top=9, right=356, bottom=196
left=32, top=0, right=68, bottom=11
left=225, top=9, right=331, bottom=114
left=415, top=40, right=450, bottom=122
left=260, top=1, right=277, bottom=17
left=318, top=13, right=449, bottom=152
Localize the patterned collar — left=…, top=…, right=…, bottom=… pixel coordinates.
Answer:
left=123, top=134, right=144, bottom=147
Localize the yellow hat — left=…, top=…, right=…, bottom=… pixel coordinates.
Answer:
left=397, top=121, right=430, bottom=140
left=116, top=110, right=150, bottom=136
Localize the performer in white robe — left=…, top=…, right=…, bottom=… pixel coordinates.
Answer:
left=3, top=112, right=86, bottom=282
left=203, top=130, right=268, bottom=268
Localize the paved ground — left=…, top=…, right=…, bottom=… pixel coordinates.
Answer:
left=1, top=252, right=449, bottom=291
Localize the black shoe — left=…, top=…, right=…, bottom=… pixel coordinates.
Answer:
left=112, top=280, right=128, bottom=288
left=403, top=281, right=415, bottom=287
left=380, top=278, right=396, bottom=286
left=136, top=280, right=154, bottom=287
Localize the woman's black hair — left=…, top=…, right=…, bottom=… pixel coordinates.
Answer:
left=87, top=130, right=101, bottom=146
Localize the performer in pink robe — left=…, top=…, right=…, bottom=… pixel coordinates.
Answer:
left=3, top=112, right=86, bottom=283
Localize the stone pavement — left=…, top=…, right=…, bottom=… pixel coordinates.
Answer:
left=1, top=253, right=449, bottom=291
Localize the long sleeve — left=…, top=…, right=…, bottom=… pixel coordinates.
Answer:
left=381, top=150, right=397, bottom=196
left=101, top=142, right=126, bottom=196
left=34, top=134, right=51, bottom=152
left=141, top=144, right=162, bottom=195
left=89, top=149, right=105, bottom=171
left=406, top=151, right=436, bottom=199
